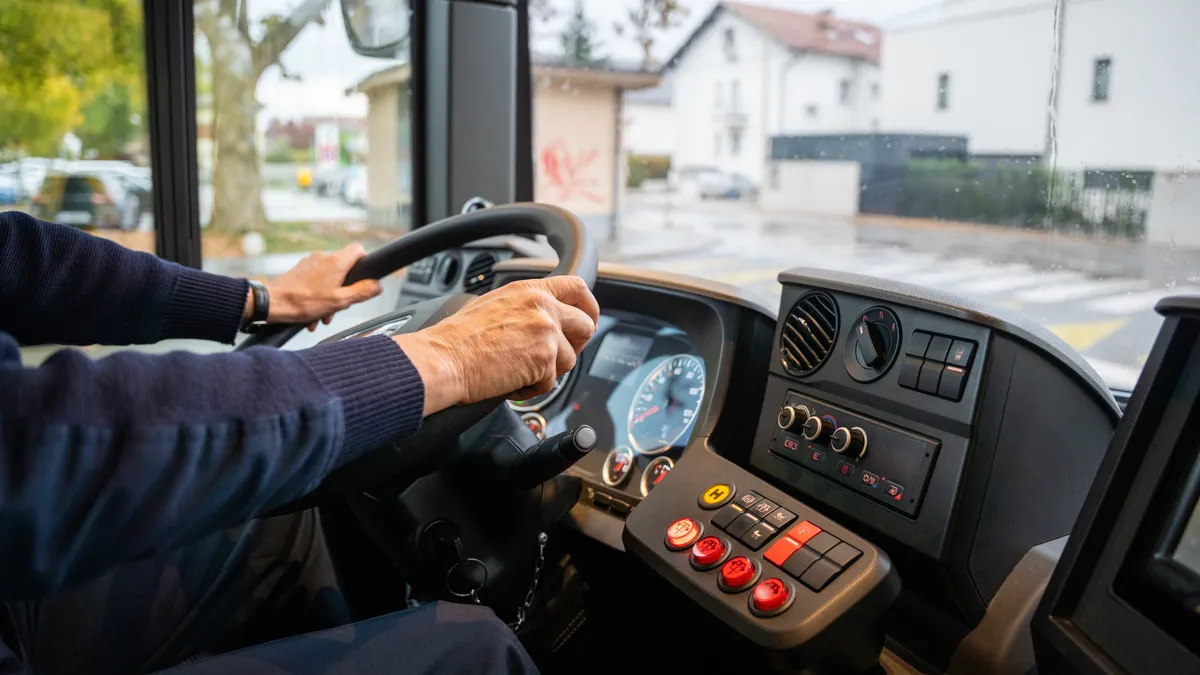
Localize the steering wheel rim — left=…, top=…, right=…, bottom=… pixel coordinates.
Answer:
left=235, top=202, right=597, bottom=351
left=249, top=202, right=599, bottom=509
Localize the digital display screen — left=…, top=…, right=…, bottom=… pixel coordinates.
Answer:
left=588, top=332, right=654, bottom=382
left=1171, top=498, right=1200, bottom=576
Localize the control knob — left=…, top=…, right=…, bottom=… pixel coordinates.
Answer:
left=830, top=426, right=868, bottom=459
left=802, top=415, right=833, bottom=444
left=776, top=405, right=811, bottom=430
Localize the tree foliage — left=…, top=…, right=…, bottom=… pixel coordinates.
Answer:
left=0, top=0, right=144, bottom=157
left=614, top=0, right=687, bottom=70
left=559, top=0, right=605, bottom=65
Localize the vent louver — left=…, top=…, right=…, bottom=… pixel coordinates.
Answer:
left=463, top=253, right=497, bottom=294
left=780, top=291, right=839, bottom=377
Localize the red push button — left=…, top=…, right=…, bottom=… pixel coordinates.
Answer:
left=764, top=536, right=802, bottom=567
left=787, top=520, right=822, bottom=546
left=750, top=578, right=792, bottom=616
left=665, top=518, right=701, bottom=550
left=719, top=556, right=757, bottom=591
left=691, top=536, right=726, bottom=568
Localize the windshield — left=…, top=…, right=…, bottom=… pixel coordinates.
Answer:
left=528, top=0, right=1198, bottom=392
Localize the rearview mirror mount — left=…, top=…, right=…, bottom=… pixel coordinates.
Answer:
left=341, top=0, right=410, bottom=58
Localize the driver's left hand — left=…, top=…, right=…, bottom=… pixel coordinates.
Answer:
left=246, top=243, right=384, bottom=331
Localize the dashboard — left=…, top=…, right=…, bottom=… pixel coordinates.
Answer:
left=503, top=309, right=706, bottom=504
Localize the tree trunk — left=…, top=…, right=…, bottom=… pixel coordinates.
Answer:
left=198, top=5, right=268, bottom=234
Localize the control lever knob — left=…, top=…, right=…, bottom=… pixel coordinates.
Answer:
left=502, top=424, right=598, bottom=490
left=777, top=405, right=798, bottom=430
left=802, top=415, right=833, bottom=444
left=830, top=426, right=868, bottom=459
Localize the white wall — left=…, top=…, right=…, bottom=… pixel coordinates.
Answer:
left=1054, top=0, right=1200, bottom=171
left=761, top=160, right=861, bottom=217
left=778, top=54, right=881, bottom=133
left=623, top=101, right=675, bottom=157
left=881, top=0, right=1056, bottom=156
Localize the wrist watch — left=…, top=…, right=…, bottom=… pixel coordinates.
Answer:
left=242, top=280, right=270, bottom=333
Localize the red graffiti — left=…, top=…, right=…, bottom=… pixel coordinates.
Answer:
left=540, top=139, right=602, bottom=204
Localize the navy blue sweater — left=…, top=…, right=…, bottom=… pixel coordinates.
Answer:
left=0, top=211, right=426, bottom=600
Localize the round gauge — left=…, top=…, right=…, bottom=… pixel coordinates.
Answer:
left=640, top=456, right=675, bottom=497
left=627, top=354, right=706, bottom=455
left=844, top=306, right=901, bottom=383
left=521, top=412, right=546, bottom=441
left=602, top=445, right=636, bottom=487
left=507, top=371, right=571, bottom=412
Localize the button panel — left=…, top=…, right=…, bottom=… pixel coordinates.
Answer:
left=625, top=447, right=898, bottom=656
left=768, top=392, right=940, bottom=517
left=899, top=330, right=978, bottom=402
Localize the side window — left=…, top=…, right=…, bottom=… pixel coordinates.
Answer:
left=937, top=72, right=950, bottom=110
left=2, top=3, right=155, bottom=253
left=192, top=0, right=413, bottom=346
left=840, top=79, right=852, bottom=105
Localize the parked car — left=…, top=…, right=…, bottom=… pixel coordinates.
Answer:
left=71, top=160, right=154, bottom=213
left=667, top=165, right=722, bottom=197
left=31, top=170, right=142, bottom=230
left=698, top=171, right=759, bottom=201
left=0, top=175, right=19, bottom=206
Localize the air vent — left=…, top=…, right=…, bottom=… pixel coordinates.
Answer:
left=463, top=252, right=497, bottom=294
left=780, top=291, right=839, bottom=377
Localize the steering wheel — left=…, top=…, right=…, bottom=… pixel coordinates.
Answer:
left=236, top=202, right=598, bottom=498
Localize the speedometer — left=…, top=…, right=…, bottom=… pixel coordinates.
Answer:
left=627, top=354, right=706, bottom=455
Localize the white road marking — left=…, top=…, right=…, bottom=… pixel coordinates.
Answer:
left=1015, top=278, right=1150, bottom=303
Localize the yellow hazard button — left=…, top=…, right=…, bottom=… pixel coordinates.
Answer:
left=698, top=483, right=735, bottom=510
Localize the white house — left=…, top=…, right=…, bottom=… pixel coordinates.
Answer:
left=664, top=2, right=883, bottom=187
left=880, top=0, right=1200, bottom=243
left=623, top=74, right=675, bottom=158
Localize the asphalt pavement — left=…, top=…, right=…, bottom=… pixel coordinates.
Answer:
left=615, top=192, right=1200, bottom=391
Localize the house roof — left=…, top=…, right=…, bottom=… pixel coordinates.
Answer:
left=664, top=2, right=882, bottom=70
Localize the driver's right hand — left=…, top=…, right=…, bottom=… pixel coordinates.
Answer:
left=393, top=276, right=600, bottom=416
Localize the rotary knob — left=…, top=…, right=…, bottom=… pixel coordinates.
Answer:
left=777, top=405, right=798, bottom=430
left=802, top=415, right=833, bottom=444
left=830, top=426, right=868, bottom=459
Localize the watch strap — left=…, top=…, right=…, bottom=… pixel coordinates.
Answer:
left=243, top=280, right=270, bottom=332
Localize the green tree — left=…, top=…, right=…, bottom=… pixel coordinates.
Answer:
left=559, top=0, right=605, bottom=65
left=0, top=0, right=143, bottom=156
left=613, top=0, right=687, bottom=70
left=76, top=83, right=141, bottom=158
left=194, top=0, right=331, bottom=234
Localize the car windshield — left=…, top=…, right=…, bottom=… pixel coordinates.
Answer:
left=524, top=0, right=1198, bottom=392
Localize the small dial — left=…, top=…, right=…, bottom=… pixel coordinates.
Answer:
left=521, top=413, right=546, bottom=441
left=640, top=456, right=675, bottom=496
left=627, top=354, right=706, bottom=455
left=844, top=307, right=901, bottom=383
left=602, top=446, right=636, bottom=487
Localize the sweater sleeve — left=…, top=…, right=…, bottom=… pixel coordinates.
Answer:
left=0, top=211, right=249, bottom=346
left=0, top=333, right=424, bottom=600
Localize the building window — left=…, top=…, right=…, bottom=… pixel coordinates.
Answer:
left=839, top=79, right=851, bottom=104
left=714, top=132, right=722, bottom=157
left=871, top=82, right=880, bottom=100
left=715, top=81, right=723, bottom=109
left=1093, top=58, right=1111, bottom=102
left=806, top=104, right=819, bottom=118
left=729, top=127, right=742, bottom=156
left=937, top=73, right=950, bottom=110
left=723, top=27, right=737, bottom=61
left=730, top=79, right=740, bottom=111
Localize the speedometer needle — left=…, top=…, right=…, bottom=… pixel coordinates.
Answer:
left=632, top=405, right=659, bottom=425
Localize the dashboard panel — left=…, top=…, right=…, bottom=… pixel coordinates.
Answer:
left=503, top=309, right=706, bottom=504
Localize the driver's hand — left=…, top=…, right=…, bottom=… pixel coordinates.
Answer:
left=246, top=243, right=384, bottom=330
left=394, top=276, right=600, bottom=416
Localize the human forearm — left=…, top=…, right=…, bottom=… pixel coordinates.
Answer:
left=0, top=334, right=423, bottom=599
left=0, top=211, right=247, bottom=346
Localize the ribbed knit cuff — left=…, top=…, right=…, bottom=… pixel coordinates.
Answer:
left=160, top=266, right=250, bottom=344
left=298, top=335, right=426, bottom=466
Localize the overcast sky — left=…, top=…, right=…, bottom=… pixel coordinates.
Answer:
left=250, top=0, right=944, bottom=120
